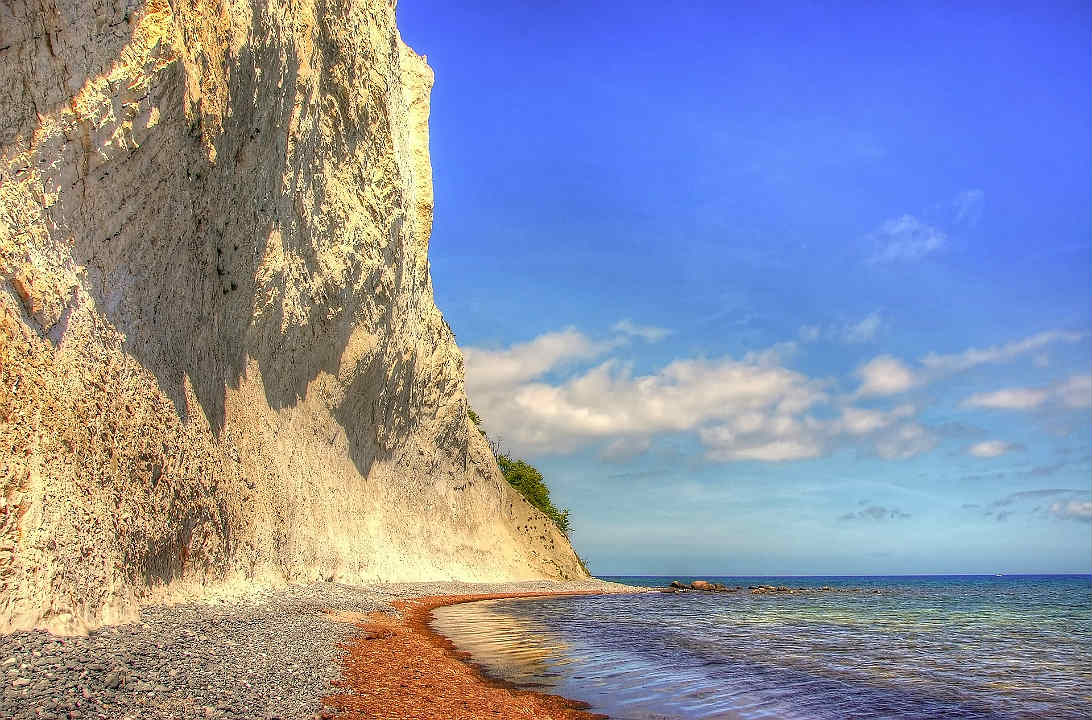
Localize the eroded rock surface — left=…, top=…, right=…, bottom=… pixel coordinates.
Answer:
left=0, top=0, right=586, bottom=633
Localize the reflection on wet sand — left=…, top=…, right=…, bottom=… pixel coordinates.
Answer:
left=431, top=598, right=574, bottom=689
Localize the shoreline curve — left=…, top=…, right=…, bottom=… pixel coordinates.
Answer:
left=323, top=591, right=618, bottom=720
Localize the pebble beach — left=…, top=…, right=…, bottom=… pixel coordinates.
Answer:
left=0, top=579, right=638, bottom=720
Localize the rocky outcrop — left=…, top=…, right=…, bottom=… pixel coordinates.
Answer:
left=0, top=0, right=586, bottom=633
left=664, top=581, right=883, bottom=595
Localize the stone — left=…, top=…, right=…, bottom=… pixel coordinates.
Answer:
left=690, top=581, right=714, bottom=591
left=103, top=668, right=128, bottom=690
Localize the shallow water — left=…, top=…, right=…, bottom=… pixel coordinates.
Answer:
left=431, top=575, right=1092, bottom=719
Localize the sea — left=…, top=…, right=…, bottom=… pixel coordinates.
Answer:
left=430, top=575, right=1092, bottom=719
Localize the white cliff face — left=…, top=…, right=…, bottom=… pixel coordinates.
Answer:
left=0, top=0, right=586, bottom=633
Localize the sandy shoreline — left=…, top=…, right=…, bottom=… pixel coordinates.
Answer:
left=0, top=579, right=642, bottom=719
left=324, top=592, right=630, bottom=720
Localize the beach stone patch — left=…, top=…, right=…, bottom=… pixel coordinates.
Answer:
left=663, top=580, right=886, bottom=595
left=0, top=579, right=632, bottom=720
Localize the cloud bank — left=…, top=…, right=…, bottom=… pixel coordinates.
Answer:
left=465, top=325, right=1086, bottom=465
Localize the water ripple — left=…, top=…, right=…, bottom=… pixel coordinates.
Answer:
left=432, top=576, right=1092, bottom=719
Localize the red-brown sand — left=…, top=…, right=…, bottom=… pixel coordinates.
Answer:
left=322, top=592, right=610, bottom=720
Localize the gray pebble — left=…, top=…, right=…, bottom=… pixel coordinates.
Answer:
left=0, top=579, right=628, bottom=720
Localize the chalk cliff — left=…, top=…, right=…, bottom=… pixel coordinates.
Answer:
left=0, top=0, right=586, bottom=633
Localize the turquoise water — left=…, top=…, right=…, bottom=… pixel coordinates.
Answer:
left=431, top=575, right=1092, bottom=719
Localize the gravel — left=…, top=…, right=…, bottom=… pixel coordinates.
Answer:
left=0, top=578, right=637, bottom=720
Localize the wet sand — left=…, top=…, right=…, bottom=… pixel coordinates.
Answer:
left=323, top=592, right=622, bottom=720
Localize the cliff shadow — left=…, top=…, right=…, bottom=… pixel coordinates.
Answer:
left=49, top=0, right=427, bottom=484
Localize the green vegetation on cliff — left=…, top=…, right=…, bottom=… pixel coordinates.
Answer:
left=469, top=408, right=572, bottom=535
left=495, top=455, right=572, bottom=535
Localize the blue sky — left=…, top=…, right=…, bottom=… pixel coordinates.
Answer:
left=398, top=1, right=1091, bottom=575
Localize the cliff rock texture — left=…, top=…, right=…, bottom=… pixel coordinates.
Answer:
left=0, top=0, right=586, bottom=633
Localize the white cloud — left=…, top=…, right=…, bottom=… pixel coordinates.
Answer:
left=963, top=374, right=1091, bottom=412
left=467, top=329, right=939, bottom=462
left=867, top=215, right=946, bottom=264
left=742, top=341, right=800, bottom=367
left=1057, top=374, right=1092, bottom=408
left=921, top=331, right=1082, bottom=374
left=963, top=388, right=1049, bottom=410
left=872, top=423, right=938, bottom=460
left=843, top=311, right=884, bottom=343
left=866, top=191, right=981, bottom=266
left=699, top=416, right=826, bottom=462
left=855, top=355, right=917, bottom=396
left=466, top=329, right=835, bottom=459
left=462, top=328, right=612, bottom=392
left=856, top=331, right=1083, bottom=397
left=799, top=313, right=886, bottom=345
left=611, top=319, right=672, bottom=342
left=466, top=327, right=1082, bottom=464
left=838, top=404, right=915, bottom=435
left=968, top=440, right=1022, bottom=458
left=492, top=357, right=827, bottom=452
left=1049, top=500, right=1092, bottom=523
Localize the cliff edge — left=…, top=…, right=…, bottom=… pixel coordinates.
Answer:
left=0, top=0, right=586, bottom=633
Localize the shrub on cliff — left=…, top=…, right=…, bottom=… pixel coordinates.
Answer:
left=469, top=407, right=572, bottom=535
left=495, top=455, right=572, bottom=535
